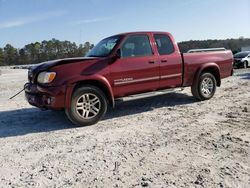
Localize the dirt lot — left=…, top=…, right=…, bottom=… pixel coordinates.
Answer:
left=0, top=68, right=249, bottom=188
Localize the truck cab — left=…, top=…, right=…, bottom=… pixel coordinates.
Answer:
left=98, top=32, right=183, bottom=97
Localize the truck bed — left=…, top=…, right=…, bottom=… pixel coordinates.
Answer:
left=182, top=50, right=233, bottom=86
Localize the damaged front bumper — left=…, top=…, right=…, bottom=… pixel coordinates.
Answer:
left=24, top=83, right=66, bottom=110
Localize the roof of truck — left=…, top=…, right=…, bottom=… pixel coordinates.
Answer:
left=116, top=31, right=171, bottom=35
left=107, top=31, right=173, bottom=39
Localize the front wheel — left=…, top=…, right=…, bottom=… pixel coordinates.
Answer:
left=65, top=86, right=107, bottom=126
left=191, top=72, right=217, bottom=100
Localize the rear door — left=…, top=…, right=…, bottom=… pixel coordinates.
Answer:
left=110, top=34, right=159, bottom=97
left=153, top=34, right=183, bottom=88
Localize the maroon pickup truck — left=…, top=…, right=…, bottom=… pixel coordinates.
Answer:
left=25, top=32, right=233, bottom=126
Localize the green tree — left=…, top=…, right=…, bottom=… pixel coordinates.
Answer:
left=78, top=42, right=94, bottom=56
left=0, top=48, right=4, bottom=66
left=0, top=39, right=92, bottom=66
left=178, top=38, right=250, bottom=53
left=3, top=44, right=18, bottom=65
left=18, top=48, right=28, bottom=65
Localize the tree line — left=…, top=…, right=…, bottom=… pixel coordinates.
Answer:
left=178, top=37, right=250, bottom=53
left=0, top=39, right=94, bottom=66
left=1, top=37, right=250, bottom=66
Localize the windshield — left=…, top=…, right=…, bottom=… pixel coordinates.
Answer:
left=86, top=36, right=121, bottom=57
left=234, top=52, right=250, bottom=58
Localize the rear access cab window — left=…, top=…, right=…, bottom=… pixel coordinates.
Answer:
left=154, top=34, right=175, bottom=55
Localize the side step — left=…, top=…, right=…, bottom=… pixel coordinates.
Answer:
left=115, top=88, right=184, bottom=102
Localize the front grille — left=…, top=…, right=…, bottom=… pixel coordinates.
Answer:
left=234, top=59, right=241, bottom=64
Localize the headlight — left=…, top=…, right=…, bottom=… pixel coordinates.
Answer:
left=37, top=72, right=56, bottom=84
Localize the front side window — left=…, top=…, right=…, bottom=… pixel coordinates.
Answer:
left=154, top=34, right=174, bottom=55
left=86, top=36, right=120, bottom=57
left=120, top=35, right=153, bottom=58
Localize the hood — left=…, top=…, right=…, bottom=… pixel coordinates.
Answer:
left=234, top=58, right=242, bottom=60
left=28, top=57, right=98, bottom=83
left=30, top=57, right=97, bottom=71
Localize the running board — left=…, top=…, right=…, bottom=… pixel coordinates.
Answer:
left=115, top=88, right=184, bottom=102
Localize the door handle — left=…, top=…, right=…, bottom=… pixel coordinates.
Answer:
left=149, top=60, right=156, bottom=64
left=161, top=59, right=168, bottom=63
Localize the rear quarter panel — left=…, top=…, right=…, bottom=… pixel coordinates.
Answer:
left=183, top=50, right=233, bottom=86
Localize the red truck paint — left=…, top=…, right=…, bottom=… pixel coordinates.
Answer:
left=25, top=31, right=233, bottom=125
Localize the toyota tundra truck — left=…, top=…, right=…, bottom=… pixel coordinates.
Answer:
left=25, top=32, right=233, bottom=126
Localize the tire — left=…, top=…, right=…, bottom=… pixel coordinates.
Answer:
left=65, top=85, right=107, bottom=126
left=191, top=72, right=217, bottom=101
left=243, top=61, right=248, bottom=69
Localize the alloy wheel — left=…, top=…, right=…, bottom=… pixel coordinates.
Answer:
left=201, top=77, right=214, bottom=97
left=75, top=93, right=101, bottom=119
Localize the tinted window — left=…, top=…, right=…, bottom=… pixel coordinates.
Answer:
left=154, top=34, right=174, bottom=55
left=121, top=35, right=153, bottom=58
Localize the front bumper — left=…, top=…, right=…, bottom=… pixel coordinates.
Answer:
left=233, top=61, right=243, bottom=68
left=24, top=83, right=66, bottom=110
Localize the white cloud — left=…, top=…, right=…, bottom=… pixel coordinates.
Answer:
left=0, top=20, right=26, bottom=29
left=0, top=10, right=67, bottom=30
left=73, top=17, right=112, bottom=25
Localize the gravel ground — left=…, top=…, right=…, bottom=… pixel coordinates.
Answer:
left=0, top=68, right=249, bottom=188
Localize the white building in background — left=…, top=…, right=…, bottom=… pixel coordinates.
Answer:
left=241, top=46, right=250, bottom=51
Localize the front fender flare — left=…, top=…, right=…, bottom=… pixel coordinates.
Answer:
left=64, top=75, right=114, bottom=109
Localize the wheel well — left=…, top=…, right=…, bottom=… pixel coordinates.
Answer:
left=73, top=80, right=114, bottom=107
left=201, top=67, right=221, bottom=86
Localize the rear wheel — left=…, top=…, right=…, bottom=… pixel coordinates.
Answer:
left=65, top=86, right=107, bottom=126
left=191, top=72, right=217, bottom=100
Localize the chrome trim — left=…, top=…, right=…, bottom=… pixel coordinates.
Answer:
left=160, top=73, right=182, bottom=79
left=114, top=73, right=182, bottom=86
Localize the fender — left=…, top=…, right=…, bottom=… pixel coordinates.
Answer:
left=193, top=62, right=221, bottom=87
left=64, top=74, right=115, bottom=109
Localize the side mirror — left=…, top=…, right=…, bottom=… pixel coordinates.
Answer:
left=109, top=49, right=121, bottom=64
left=115, top=49, right=121, bottom=59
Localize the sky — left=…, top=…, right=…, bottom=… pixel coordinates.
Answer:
left=0, top=0, right=250, bottom=48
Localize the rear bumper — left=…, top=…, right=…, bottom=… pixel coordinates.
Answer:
left=231, top=69, right=234, bottom=76
left=24, top=83, right=66, bottom=110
